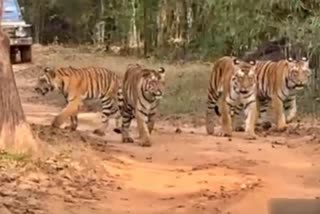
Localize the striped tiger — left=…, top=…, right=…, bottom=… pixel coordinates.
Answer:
left=114, top=63, right=165, bottom=147
left=232, top=57, right=311, bottom=131
left=34, top=66, right=123, bottom=135
left=206, top=56, right=258, bottom=139
left=255, top=57, right=311, bottom=131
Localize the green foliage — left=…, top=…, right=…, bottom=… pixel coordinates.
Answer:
left=17, top=0, right=320, bottom=59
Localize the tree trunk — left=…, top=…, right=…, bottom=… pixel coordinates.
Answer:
left=129, top=0, right=138, bottom=48
left=143, top=0, right=148, bottom=57
left=0, top=0, right=44, bottom=155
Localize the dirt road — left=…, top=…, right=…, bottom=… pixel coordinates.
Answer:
left=23, top=100, right=320, bottom=214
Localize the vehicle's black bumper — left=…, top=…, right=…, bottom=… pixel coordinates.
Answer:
left=9, top=37, right=32, bottom=46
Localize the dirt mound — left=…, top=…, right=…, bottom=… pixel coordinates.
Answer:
left=31, top=123, right=109, bottom=151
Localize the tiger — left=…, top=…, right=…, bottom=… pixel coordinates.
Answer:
left=34, top=66, right=123, bottom=135
left=231, top=56, right=311, bottom=132
left=254, top=56, right=311, bottom=131
left=206, top=56, right=258, bottom=140
left=114, top=63, right=165, bottom=147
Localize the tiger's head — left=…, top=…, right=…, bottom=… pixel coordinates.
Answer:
left=142, top=67, right=166, bottom=100
left=34, top=67, right=58, bottom=96
left=232, top=58, right=257, bottom=95
left=286, top=57, right=311, bottom=90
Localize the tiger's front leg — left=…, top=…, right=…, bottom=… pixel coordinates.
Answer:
left=52, top=99, right=81, bottom=129
left=94, top=97, right=119, bottom=136
left=244, top=100, right=258, bottom=140
left=231, top=104, right=245, bottom=132
left=136, top=110, right=152, bottom=147
left=285, top=97, right=297, bottom=123
left=217, top=101, right=232, bottom=137
left=271, top=96, right=287, bottom=131
left=147, top=115, right=155, bottom=134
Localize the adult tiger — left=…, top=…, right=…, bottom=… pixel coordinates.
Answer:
left=34, top=66, right=122, bottom=135
left=114, top=64, right=165, bottom=147
left=206, top=56, right=258, bottom=139
left=254, top=57, right=311, bottom=131
left=232, top=57, right=311, bottom=131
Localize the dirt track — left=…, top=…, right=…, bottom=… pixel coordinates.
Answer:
left=1, top=48, right=320, bottom=214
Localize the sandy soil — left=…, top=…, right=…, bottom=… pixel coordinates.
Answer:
left=1, top=46, right=320, bottom=214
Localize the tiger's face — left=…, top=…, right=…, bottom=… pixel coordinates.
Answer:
left=34, top=67, right=56, bottom=96
left=232, top=59, right=257, bottom=95
left=287, top=57, right=311, bottom=90
left=143, top=67, right=165, bottom=100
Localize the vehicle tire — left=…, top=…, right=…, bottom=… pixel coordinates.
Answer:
left=20, top=45, right=32, bottom=63
left=10, top=48, right=17, bottom=64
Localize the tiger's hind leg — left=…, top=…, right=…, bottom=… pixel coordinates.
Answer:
left=64, top=115, right=78, bottom=131
left=206, top=93, right=219, bottom=135
left=94, top=96, right=119, bottom=136
left=271, top=96, right=287, bottom=131
left=216, top=101, right=232, bottom=137
left=206, top=108, right=216, bottom=135
left=121, top=105, right=134, bottom=143
left=52, top=99, right=81, bottom=129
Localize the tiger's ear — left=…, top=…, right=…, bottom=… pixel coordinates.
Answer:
left=301, top=56, right=310, bottom=69
left=157, top=67, right=165, bottom=74
left=249, top=60, right=256, bottom=66
left=157, top=67, right=165, bottom=82
left=287, top=57, right=294, bottom=62
left=233, top=58, right=240, bottom=65
left=301, top=56, right=309, bottom=64
left=44, top=67, right=56, bottom=78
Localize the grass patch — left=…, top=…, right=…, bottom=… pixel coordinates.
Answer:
left=0, top=150, right=29, bottom=162
left=159, top=64, right=211, bottom=116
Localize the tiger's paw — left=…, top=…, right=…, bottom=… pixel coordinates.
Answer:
left=234, top=126, right=245, bottom=132
left=64, top=125, right=77, bottom=132
left=215, top=131, right=232, bottom=138
left=245, top=133, right=258, bottom=140
left=93, top=129, right=106, bottom=136
left=275, top=126, right=287, bottom=132
left=51, top=116, right=64, bottom=128
left=206, top=126, right=214, bottom=135
left=113, top=128, right=122, bottom=134
left=123, top=137, right=134, bottom=144
left=139, top=140, right=152, bottom=147
left=261, top=121, right=272, bottom=130
left=286, top=118, right=295, bottom=124
left=51, top=120, right=61, bottom=129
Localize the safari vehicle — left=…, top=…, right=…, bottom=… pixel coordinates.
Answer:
left=2, top=0, right=33, bottom=63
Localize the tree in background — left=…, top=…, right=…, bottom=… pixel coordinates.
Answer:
left=16, top=0, right=320, bottom=61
